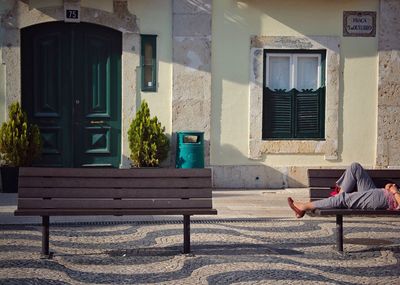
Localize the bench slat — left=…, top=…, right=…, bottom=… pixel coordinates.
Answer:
left=355, top=170, right=400, bottom=177
left=371, top=178, right=400, bottom=186
left=15, top=208, right=218, bottom=216
left=18, top=198, right=213, bottom=209
left=18, top=188, right=212, bottom=198
left=19, top=167, right=212, bottom=178
left=308, top=178, right=338, bottom=187
left=19, top=177, right=211, bottom=188
left=313, top=209, right=400, bottom=216
left=309, top=188, right=332, bottom=198
left=309, top=177, right=400, bottom=188
left=308, top=169, right=400, bottom=178
left=308, top=169, right=345, bottom=178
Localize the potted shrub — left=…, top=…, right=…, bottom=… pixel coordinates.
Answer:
left=128, top=100, right=169, bottom=167
left=0, top=102, right=42, bottom=193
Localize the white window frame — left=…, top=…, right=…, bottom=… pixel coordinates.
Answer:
left=265, top=53, right=292, bottom=90
left=265, top=53, right=322, bottom=90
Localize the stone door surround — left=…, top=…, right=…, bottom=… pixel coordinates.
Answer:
left=1, top=0, right=139, bottom=168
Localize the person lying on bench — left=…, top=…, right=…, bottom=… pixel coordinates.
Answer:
left=288, top=162, right=400, bottom=218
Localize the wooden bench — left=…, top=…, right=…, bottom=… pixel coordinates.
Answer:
left=308, top=168, right=400, bottom=252
left=14, top=167, right=217, bottom=258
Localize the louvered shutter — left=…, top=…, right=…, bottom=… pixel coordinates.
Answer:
left=295, top=87, right=325, bottom=138
left=262, top=88, right=293, bottom=139
left=263, top=87, right=325, bottom=139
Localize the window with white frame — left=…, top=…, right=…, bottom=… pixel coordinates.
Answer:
left=263, top=50, right=326, bottom=139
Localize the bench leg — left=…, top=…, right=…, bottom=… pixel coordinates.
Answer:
left=183, top=215, right=190, bottom=254
left=336, top=215, right=343, bottom=252
left=41, top=216, right=51, bottom=259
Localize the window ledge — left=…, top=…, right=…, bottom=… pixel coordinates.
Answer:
left=249, top=139, right=338, bottom=160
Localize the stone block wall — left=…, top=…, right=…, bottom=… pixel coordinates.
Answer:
left=377, top=0, right=400, bottom=168
left=172, top=0, right=212, bottom=166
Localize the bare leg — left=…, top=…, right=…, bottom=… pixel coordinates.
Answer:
left=293, top=201, right=316, bottom=212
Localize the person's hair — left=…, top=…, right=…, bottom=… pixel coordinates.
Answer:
left=381, top=179, right=396, bottom=187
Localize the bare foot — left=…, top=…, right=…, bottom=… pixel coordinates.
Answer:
left=287, top=197, right=305, bottom=218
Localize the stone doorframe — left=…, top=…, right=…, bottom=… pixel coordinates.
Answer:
left=1, top=0, right=139, bottom=168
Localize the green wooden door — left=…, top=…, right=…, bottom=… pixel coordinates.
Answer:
left=21, top=22, right=121, bottom=167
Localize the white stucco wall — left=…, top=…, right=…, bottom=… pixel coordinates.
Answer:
left=211, top=0, right=379, bottom=168
left=128, top=0, right=172, bottom=135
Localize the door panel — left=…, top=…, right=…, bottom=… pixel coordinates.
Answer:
left=22, top=23, right=71, bottom=167
left=85, top=126, right=111, bottom=154
left=21, top=22, right=121, bottom=168
left=86, top=35, right=110, bottom=116
left=33, top=34, right=62, bottom=117
left=41, top=127, right=62, bottom=154
left=74, top=24, right=121, bottom=167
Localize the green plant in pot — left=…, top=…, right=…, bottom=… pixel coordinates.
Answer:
left=0, top=102, right=42, bottom=193
left=128, top=100, right=169, bottom=167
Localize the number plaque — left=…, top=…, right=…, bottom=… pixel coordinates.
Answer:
left=64, top=4, right=80, bottom=23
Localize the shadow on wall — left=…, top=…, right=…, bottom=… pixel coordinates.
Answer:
left=121, top=137, right=307, bottom=189
left=213, top=143, right=307, bottom=189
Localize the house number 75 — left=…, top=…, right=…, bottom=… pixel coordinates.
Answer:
left=66, top=9, right=79, bottom=19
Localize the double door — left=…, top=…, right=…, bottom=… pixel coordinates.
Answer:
left=21, top=22, right=121, bottom=167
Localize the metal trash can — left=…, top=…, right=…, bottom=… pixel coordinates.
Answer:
left=176, top=131, right=204, bottom=168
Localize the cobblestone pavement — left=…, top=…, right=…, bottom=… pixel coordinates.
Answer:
left=0, top=217, right=400, bottom=285
left=1, top=190, right=400, bottom=284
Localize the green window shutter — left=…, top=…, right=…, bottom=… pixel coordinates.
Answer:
left=294, top=87, right=325, bottom=139
left=141, top=35, right=157, bottom=92
left=263, top=87, right=325, bottom=139
left=263, top=88, right=293, bottom=139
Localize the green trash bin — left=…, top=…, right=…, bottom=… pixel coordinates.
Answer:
left=176, top=131, right=204, bottom=168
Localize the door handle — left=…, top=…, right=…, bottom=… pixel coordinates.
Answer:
left=90, top=120, right=104, bottom=124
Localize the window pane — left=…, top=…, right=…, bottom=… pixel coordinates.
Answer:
left=141, top=35, right=157, bottom=91
left=144, top=42, right=153, bottom=65
left=297, top=57, right=318, bottom=90
left=268, top=56, right=290, bottom=90
left=143, top=66, right=153, bottom=87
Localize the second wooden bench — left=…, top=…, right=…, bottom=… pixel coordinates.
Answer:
left=308, top=168, right=400, bottom=252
